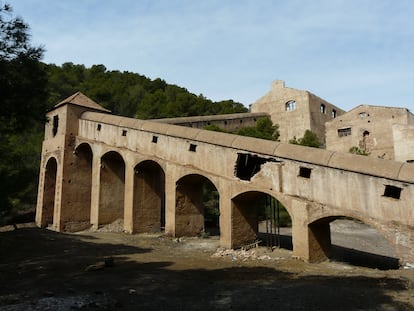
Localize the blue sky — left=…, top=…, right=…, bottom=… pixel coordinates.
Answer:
left=6, top=0, right=414, bottom=112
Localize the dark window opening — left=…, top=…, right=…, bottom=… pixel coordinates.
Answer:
left=383, top=185, right=402, bottom=199
left=338, top=127, right=352, bottom=137
left=320, top=104, right=326, bottom=114
left=122, top=130, right=127, bottom=136
left=52, top=115, right=59, bottom=137
left=152, top=136, right=158, bottom=143
left=234, top=153, right=278, bottom=181
left=406, top=160, right=414, bottom=163
left=189, top=144, right=197, bottom=152
left=299, top=167, right=312, bottom=178
left=240, top=119, right=243, bottom=123
left=97, top=124, right=102, bottom=131
left=224, top=121, right=228, bottom=125
left=332, top=109, right=337, bottom=118
left=285, top=100, right=296, bottom=111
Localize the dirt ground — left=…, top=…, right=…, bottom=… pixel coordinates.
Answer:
left=1, top=220, right=414, bottom=310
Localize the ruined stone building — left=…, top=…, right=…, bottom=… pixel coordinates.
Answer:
left=250, top=80, right=345, bottom=145
left=151, top=112, right=269, bottom=132
left=325, top=105, right=414, bottom=161
left=36, top=91, right=414, bottom=264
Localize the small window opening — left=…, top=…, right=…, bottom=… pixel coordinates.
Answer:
left=189, top=144, right=197, bottom=152
left=122, top=129, right=127, bottom=136
left=338, top=127, right=352, bottom=137
left=320, top=104, right=326, bottom=114
left=52, top=115, right=59, bottom=137
left=240, top=119, right=243, bottom=124
left=285, top=100, right=296, bottom=111
left=97, top=124, right=102, bottom=131
left=383, top=185, right=402, bottom=199
left=406, top=160, right=414, bottom=163
left=299, top=167, right=312, bottom=178
left=332, top=109, right=337, bottom=118
left=359, top=112, right=366, bottom=118
left=224, top=121, right=228, bottom=125
left=152, top=135, right=158, bottom=143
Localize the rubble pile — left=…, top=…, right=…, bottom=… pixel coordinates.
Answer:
left=211, top=247, right=277, bottom=261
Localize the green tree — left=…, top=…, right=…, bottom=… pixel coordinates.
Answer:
left=0, top=3, right=48, bottom=218
left=236, top=118, right=279, bottom=141
left=289, top=130, right=321, bottom=148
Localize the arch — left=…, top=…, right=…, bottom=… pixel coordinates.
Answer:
left=99, top=151, right=125, bottom=228
left=133, top=160, right=165, bottom=233
left=175, top=174, right=220, bottom=237
left=63, top=143, right=93, bottom=231
left=231, top=191, right=292, bottom=249
left=41, top=157, right=58, bottom=228
left=308, top=215, right=399, bottom=269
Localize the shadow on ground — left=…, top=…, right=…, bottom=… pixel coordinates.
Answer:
left=259, top=233, right=400, bottom=270
left=0, top=228, right=412, bottom=310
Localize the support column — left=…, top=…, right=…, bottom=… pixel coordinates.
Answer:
left=123, top=163, right=134, bottom=233
left=90, top=153, right=101, bottom=229
left=291, top=200, right=331, bottom=262
left=164, top=169, right=176, bottom=236
left=219, top=181, right=232, bottom=249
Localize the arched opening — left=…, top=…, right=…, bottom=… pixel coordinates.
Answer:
left=41, top=157, right=57, bottom=228
left=231, top=191, right=292, bottom=250
left=99, top=151, right=125, bottom=229
left=175, top=174, right=219, bottom=237
left=63, top=143, right=93, bottom=231
left=309, top=217, right=399, bottom=270
left=133, top=160, right=165, bottom=233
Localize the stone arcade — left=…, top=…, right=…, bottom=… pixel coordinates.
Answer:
left=36, top=92, right=414, bottom=265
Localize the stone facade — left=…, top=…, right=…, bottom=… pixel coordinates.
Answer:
left=325, top=105, right=414, bottom=161
left=250, top=80, right=345, bottom=145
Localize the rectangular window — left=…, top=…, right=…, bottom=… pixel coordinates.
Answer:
left=52, top=115, right=59, bottom=137
left=152, top=135, right=158, bottom=143
left=383, top=185, right=402, bottom=199
left=189, top=143, right=197, bottom=152
left=299, top=167, right=312, bottom=178
left=122, top=129, right=127, bottom=136
left=97, top=124, right=102, bottom=131
left=337, top=127, right=352, bottom=137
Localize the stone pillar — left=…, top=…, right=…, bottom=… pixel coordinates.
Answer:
left=291, top=200, right=331, bottom=262
left=90, top=153, right=101, bottom=229
left=35, top=156, right=46, bottom=227
left=123, top=163, right=134, bottom=233
left=164, top=170, right=176, bottom=236
left=219, top=183, right=232, bottom=249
